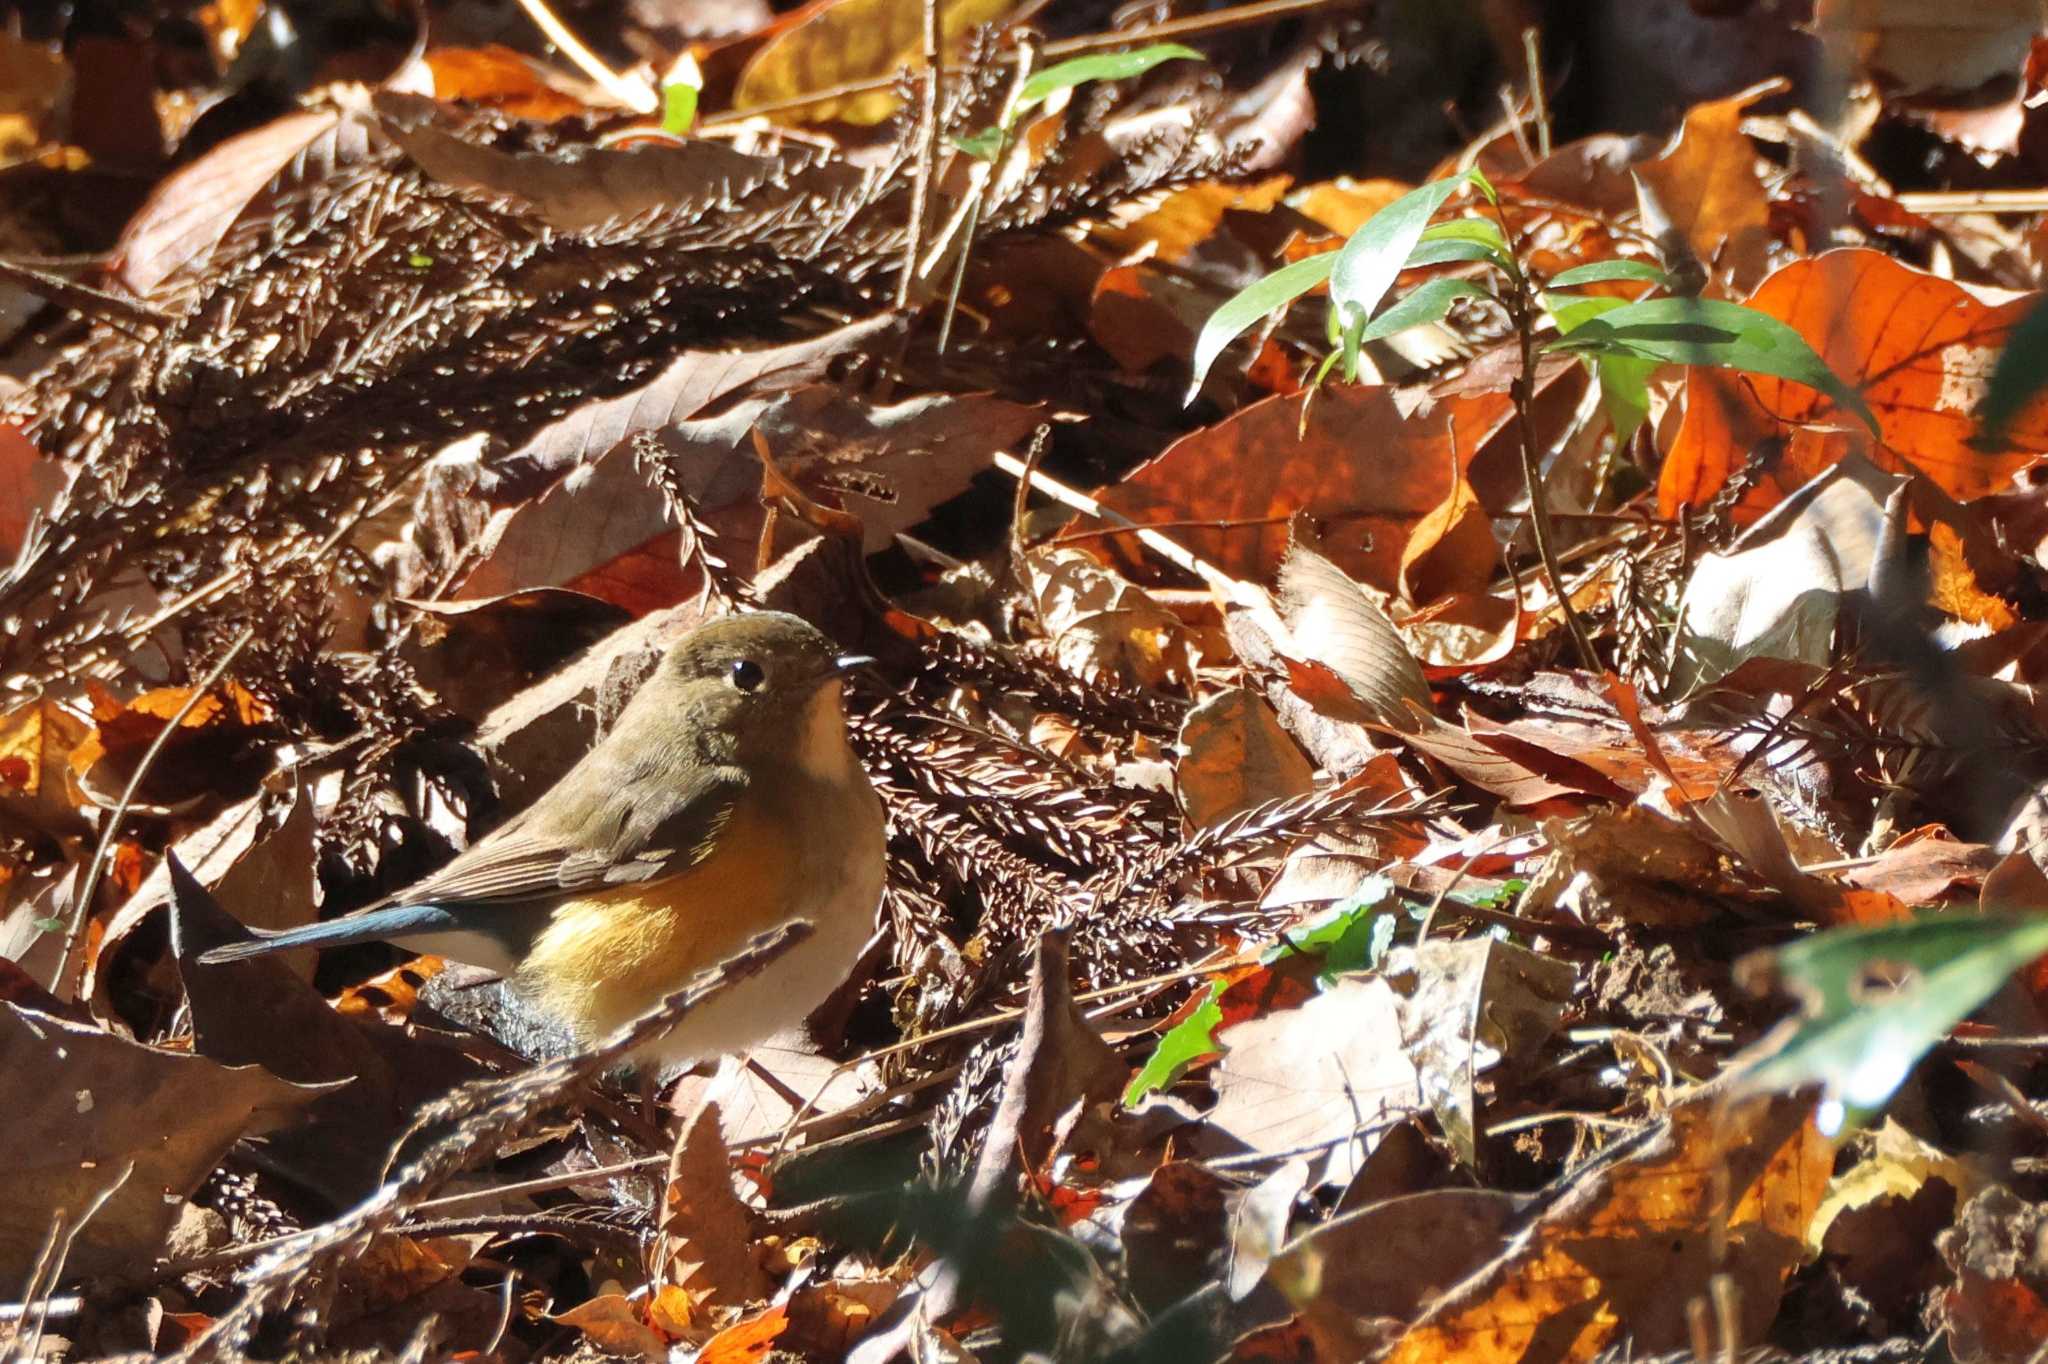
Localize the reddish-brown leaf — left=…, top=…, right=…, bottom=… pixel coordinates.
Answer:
left=1661, top=250, right=2048, bottom=520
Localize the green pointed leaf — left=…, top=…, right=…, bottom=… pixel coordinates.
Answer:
left=1406, top=239, right=1500, bottom=268
left=1014, top=43, right=1204, bottom=115
left=1981, top=294, right=2048, bottom=442
left=1187, top=252, right=1335, bottom=401
left=952, top=128, right=1004, bottom=160
left=1737, top=911, right=2048, bottom=1134
left=1359, top=278, right=1490, bottom=343
left=1592, top=352, right=1654, bottom=445
left=1546, top=296, right=1878, bottom=436
left=1547, top=259, right=1671, bottom=289
left=1124, top=983, right=1224, bottom=1106
left=1417, top=218, right=1513, bottom=271
left=661, top=81, right=699, bottom=135
left=1541, top=291, right=1628, bottom=334
left=1327, top=175, right=1474, bottom=332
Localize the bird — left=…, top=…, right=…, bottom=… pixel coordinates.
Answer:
left=200, top=611, right=888, bottom=1065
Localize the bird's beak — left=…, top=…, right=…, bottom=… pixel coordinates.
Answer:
left=830, top=653, right=876, bottom=677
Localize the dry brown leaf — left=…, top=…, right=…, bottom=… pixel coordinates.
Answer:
left=1385, top=1092, right=1833, bottom=1363
left=1096, top=177, right=1293, bottom=264
left=1385, top=938, right=1576, bottom=1166
left=1661, top=250, right=2048, bottom=520
left=555, top=1293, right=670, bottom=1361
left=1630, top=80, right=1779, bottom=294
left=112, top=107, right=353, bottom=296
left=1266, top=1188, right=1523, bottom=1360
left=1176, top=689, right=1315, bottom=830
left=1276, top=537, right=1433, bottom=726
left=1024, top=546, right=1194, bottom=691
left=732, top=0, right=1022, bottom=124
left=658, top=1099, right=771, bottom=1306
left=1398, top=461, right=1497, bottom=607
left=1206, top=975, right=1423, bottom=1190
left=424, top=45, right=593, bottom=121
left=0, top=1002, right=326, bottom=1284
left=1080, top=383, right=1549, bottom=591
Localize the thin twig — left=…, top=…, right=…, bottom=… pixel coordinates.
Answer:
left=512, top=0, right=657, bottom=112
left=1520, top=26, right=1551, bottom=160
left=897, top=0, right=946, bottom=310
left=1486, top=196, right=1598, bottom=669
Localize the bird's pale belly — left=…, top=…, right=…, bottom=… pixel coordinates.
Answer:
left=516, top=787, right=881, bottom=1062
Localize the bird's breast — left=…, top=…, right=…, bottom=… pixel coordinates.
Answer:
left=516, top=762, right=884, bottom=1051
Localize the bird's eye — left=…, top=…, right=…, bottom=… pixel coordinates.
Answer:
left=729, top=658, right=765, bottom=692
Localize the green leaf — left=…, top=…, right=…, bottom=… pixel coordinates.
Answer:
left=952, top=128, right=1004, bottom=160
left=1014, top=43, right=1205, bottom=116
left=1592, top=352, right=1654, bottom=445
left=1547, top=259, right=1672, bottom=289
left=1547, top=296, right=1878, bottom=436
left=1359, top=278, right=1490, bottom=344
left=1269, top=880, right=1398, bottom=979
left=1187, top=252, right=1335, bottom=401
left=1417, top=218, right=1514, bottom=271
left=406, top=251, right=433, bottom=269
left=1736, top=911, right=2048, bottom=1134
left=1327, top=175, right=1474, bottom=331
left=1124, top=983, right=1225, bottom=1106
left=1541, top=291, right=1628, bottom=334
left=1406, top=239, right=1500, bottom=268
left=1980, top=294, right=2048, bottom=442
left=661, top=81, right=699, bottom=135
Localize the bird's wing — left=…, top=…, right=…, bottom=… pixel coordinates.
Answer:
left=397, top=763, right=751, bottom=908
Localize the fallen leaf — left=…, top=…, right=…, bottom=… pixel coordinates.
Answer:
left=1385, top=938, right=1576, bottom=1166
left=0, top=1001, right=325, bottom=1284
left=1206, top=975, right=1424, bottom=1189
left=1630, top=80, right=1779, bottom=293
left=1385, top=1092, right=1832, bottom=1362
left=733, top=0, right=1024, bottom=124
left=1078, top=382, right=1565, bottom=591
left=1661, top=250, right=2048, bottom=520
left=555, top=1293, right=669, bottom=1361
left=1176, top=689, right=1316, bottom=829
left=1670, top=454, right=1896, bottom=693
left=1276, top=536, right=1433, bottom=725
left=658, top=1099, right=771, bottom=1306
left=1024, top=546, right=1195, bottom=691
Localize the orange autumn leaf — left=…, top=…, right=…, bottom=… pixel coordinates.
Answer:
left=699, top=1304, right=789, bottom=1364
left=1661, top=249, right=2048, bottom=520
left=1077, top=381, right=1581, bottom=591
left=1398, top=462, right=1497, bottom=605
left=1631, top=79, right=1779, bottom=292
left=425, top=46, right=592, bottom=121
left=1096, top=176, right=1291, bottom=264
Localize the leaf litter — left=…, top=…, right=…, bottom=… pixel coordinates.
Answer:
left=7, top=3, right=2048, bottom=1362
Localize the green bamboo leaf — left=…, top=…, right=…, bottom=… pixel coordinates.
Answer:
left=1327, top=175, right=1475, bottom=333
left=1358, top=278, right=1490, bottom=343
left=1547, top=258, right=1671, bottom=289
left=1980, top=294, right=2048, bottom=442
left=1014, top=43, right=1204, bottom=115
left=1737, top=911, right=2048, bottom=1134
left=1547, top=296, right=1878, bottom=436
left=1186, top=252, right=1335, bottom=401
left=1418, top=218, right=1513, bottom=271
